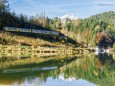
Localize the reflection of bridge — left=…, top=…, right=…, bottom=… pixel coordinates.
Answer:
left=0, top=45, right=96, bottom=58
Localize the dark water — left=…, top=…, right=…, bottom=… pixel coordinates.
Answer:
left=0, top=53, right=115, bottom=86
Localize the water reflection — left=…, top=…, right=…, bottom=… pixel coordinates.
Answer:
left=0, top=53, right=114, bottom=86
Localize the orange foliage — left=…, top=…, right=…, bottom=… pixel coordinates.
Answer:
left=96, top=32, right=103, bottom=43
left=95, top=59, right=102, bottom=69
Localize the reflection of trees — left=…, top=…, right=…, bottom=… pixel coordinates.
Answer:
left=0, top=54, right=114, bottom=86
left=96, top=54, right=115, bottom=71
left=0, top=55, right=78, bottom=85
left=0, top=55, right=77, bottom=70
left=59, top=54, right=115, bottom=86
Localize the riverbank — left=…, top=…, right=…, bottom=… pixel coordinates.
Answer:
left=109, top=48, right=115, bottom=54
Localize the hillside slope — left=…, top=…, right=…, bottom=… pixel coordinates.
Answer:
left=0, top=31, right=66, bottom=47
left=75, top=11, right=115, bottom=47
left=0, top=30, right=83, bottom=48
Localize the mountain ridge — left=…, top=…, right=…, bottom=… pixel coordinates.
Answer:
left=60, top=14, right=79, bottom=23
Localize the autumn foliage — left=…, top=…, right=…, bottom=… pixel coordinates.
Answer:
left=96, top=31, right=114, bottom=47
left=96, top=32, right=103, bottom=44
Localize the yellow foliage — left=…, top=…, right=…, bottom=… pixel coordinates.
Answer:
left=61, top=39, right=65, bottom=43
left=93, top=71, right=98, bottom=76
left=107, top=25, right=112, bottom=29
left=95, top=25, right=100, bottom=30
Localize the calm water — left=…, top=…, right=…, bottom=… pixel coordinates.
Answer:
left=0, top=53, right=115, bottom=86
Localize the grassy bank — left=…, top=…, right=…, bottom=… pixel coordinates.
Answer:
left=0, top=31, right=72, bottom=47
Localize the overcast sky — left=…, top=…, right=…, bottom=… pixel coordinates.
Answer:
left=8, top=0, right=115, bottom=18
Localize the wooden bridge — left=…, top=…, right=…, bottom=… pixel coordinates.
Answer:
left=0, top=45, right=95, bottom=58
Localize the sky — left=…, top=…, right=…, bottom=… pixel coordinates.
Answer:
left=12, top=77, right=97, bottom=86
left=8, top=0, right=115, bottom=18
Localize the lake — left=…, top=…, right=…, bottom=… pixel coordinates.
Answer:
left=0, top=53, right=114, bottom=86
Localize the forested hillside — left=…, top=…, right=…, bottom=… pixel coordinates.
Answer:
left=44, top=11, right=115, bottom=48
left=53, top=11, right=115, bottom=48
left=77, top=11, right=115, bottom=32
left=76, top=11, right=115, bottom=47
